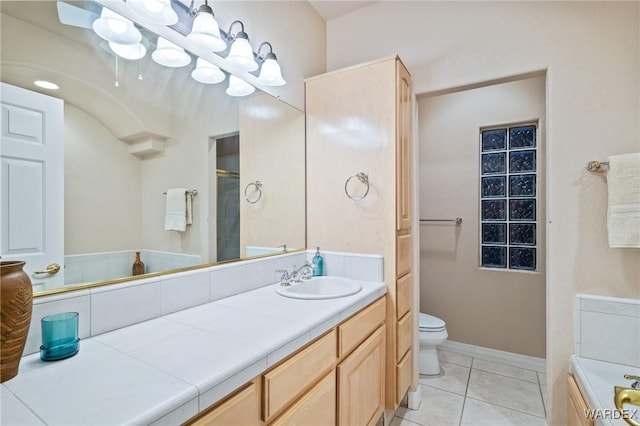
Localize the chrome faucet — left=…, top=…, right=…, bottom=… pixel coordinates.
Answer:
left=291, top=262, right=317, bottom=283
left=625, top=374, right=640, bottom=389
left=276, top=269, right=291, bottom=286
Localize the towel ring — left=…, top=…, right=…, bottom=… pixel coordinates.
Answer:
left=244, top=180, right=263, bottom=204
left=345, top=172, right=370, bottom=201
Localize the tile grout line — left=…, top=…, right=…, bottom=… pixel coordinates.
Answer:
left=464, top=395, right=547, bottom=420
left=538, top=372, right=547, bottom=418
left=458, top=357, right=475, bottom=426
left=466, top=356, right=547, bottom=421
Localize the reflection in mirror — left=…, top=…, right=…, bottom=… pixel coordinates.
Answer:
left=0, top=1, right=305, bottom=294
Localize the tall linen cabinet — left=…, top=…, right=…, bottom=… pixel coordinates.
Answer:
left=306, top=56, right=414, bottom=411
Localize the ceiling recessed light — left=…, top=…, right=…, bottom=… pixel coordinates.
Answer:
left=34, top=80, right=59, bottom=90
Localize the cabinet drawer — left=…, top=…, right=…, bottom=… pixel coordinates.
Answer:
left=338, top=297, right=386, bottom=358
left=396, top=273, right=411, bottom=319
left=396, top=233, right=411, bottom=278
left=189, top=381, right=258, bottom=426
left=395, top=348, right=412, bottom=405
left=270, top=371, right=336, bottom=426
left=396, top=311, right=412, bottom=361
left=263, top=329, right=337, bottom=421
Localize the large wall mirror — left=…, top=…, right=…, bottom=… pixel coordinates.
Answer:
left=0, top=0, right=306, bottom=295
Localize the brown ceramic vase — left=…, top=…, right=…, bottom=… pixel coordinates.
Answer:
left=1, top=260, right=33, bottom=382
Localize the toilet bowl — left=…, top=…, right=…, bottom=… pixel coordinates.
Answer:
left=419, top=313, right=448, bottom=375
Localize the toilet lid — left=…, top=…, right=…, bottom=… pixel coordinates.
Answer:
left=419, top=313, right=446, bottom=331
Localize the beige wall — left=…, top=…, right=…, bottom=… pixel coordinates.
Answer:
left=139, top=80, right=239, bottom=261
left=419, top=76, right=546, bottom=358
left=325, top=2, right=640, bottom=424
left=239, top=93, right=306, bottom=256
left=64, top=104, right=142, bottom=254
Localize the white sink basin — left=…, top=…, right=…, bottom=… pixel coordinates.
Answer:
left=275, top=276, right=362, bottom=300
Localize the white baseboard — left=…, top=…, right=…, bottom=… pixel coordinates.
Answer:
left=439, top=340, right=546, bottom=373
left=407, top=388, right=422, bottom=410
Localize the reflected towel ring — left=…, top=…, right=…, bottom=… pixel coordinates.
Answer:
left=345, top=172, right=370, bottom=201
left=244, top=180, right=263, bottom=204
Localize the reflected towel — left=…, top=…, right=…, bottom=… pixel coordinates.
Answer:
left=164, top=188, right=190, bottom=232
left=607, top=153, right=640, bottom=248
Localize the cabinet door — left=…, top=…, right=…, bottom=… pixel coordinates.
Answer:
left=189, top=381, right=259, bottom=426
left=337, top=326, right=385, bottom=426
left=270, top=371, right=336, bottom=426
left=568, top=374, right=595, bottom=426
left=396, top=59, right=412, bottom=232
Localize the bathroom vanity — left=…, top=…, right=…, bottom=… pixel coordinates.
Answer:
left=189, top=297, right=386, bottom=425
left=1, top=267, right=387, bottom=425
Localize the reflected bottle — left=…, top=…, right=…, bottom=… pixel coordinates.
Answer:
left=132, top=251, right=145, bottom=276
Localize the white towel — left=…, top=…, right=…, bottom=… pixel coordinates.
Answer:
left=607, top=153, right=640, bottom=248
left=164, top=188, right=191, bottom=232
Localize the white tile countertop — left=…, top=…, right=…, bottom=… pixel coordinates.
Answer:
left=570, top=355, right=640, bottom=426
left=1, top=279, right=387, bottom=426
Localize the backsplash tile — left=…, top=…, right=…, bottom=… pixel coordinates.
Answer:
left=307, top=250, right=383, bottom=282
left=210, top=264, right=247, bottom=301
left=23, top=250, right=384, bottom=358
left=24, top=292, right=91, bottom=356
left=344, top=255, right=384, bottom=282
left=90, top=279, right=162, bottom=335
left=575, top=294, right=640, bottom=367
left=161, top=271, right=210, bottom=315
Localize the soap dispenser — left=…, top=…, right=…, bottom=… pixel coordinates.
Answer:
left=312, top=247, right=324, bottom=276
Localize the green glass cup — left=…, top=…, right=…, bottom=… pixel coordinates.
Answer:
left=40, top=312, right=79, bottom=361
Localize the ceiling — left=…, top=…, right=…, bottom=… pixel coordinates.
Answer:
left=308, top=1, right=377, bottom=21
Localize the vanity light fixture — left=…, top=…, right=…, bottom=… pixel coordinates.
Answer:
left=226, top=74, right=255, bottom=97
left=152, top=37, right=191, bottom=67
left=256, top=42, right=286, bottom=86
left=191, top=58, right=225, bottom=84
left=109, top=41, right=147, bottom=60
left=186, top=0, right=226, bottom=52
left=225, top=20, right=258, bottom=72
left=92, top=7, right=141, bottom=45
left=34, top=80, right=59, bottom=90
left=127, top=0, right=178, bottom=26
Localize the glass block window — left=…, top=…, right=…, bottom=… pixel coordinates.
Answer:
left=480, top=124, right=537, bottom=271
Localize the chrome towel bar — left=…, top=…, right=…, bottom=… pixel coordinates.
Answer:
left=420, top=217, right=463, bottom=225
left=162, top=189, right=198, bottom=196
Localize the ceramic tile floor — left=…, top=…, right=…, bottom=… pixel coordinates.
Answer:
left=392, top=350, right=547, bottom=426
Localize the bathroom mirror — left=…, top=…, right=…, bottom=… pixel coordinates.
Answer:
left=0, top=1, right=306, bottom=294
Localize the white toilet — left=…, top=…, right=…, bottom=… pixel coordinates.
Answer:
left=418, top=313, right=448, bottom=375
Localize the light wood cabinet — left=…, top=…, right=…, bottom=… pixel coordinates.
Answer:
left=396, top=273, right=412, bottom=319
left=306, top=56, right=414, bottom=411
left=184, top=298, right=386, bottom=426
left=338, top=297, right=386, bottom=358
left=270, top=371, right=336, bottom=426
left=337, top=326, right=386, bottom=426
left=396, top=58, right=412, bottom=233
left=188, top=381, right=259, bottom=426
left=568, top=374, right=595, bottom=426
left=262, top=329, right=337, bottom=422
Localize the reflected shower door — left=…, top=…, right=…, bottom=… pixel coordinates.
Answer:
left=216, top=171, right=240, bottom=262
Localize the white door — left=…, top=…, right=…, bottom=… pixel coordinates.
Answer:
left=1, top=82, right=64, bottom=291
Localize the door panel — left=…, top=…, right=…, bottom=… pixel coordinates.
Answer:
left=1, top=83, right=64, bottom=291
